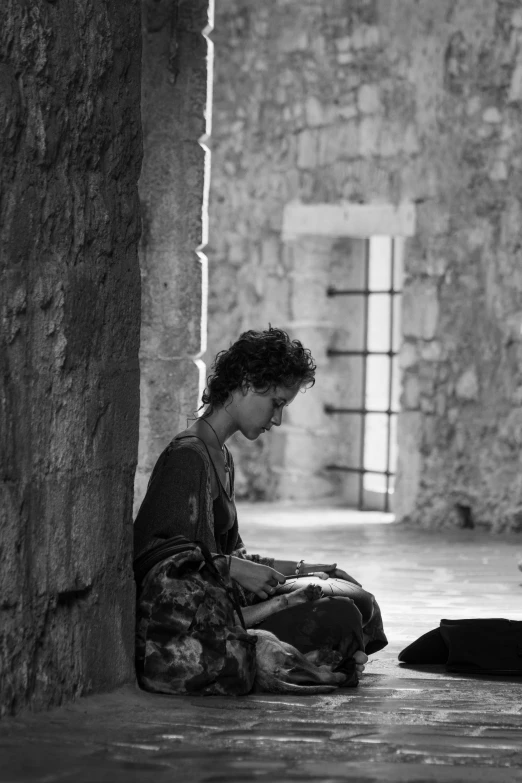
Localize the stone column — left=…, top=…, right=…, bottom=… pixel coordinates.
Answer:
left=136, top=0, right=212, bottom=511
left=0, top=0, right=142, bottom=715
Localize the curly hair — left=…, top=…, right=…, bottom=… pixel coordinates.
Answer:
left=201, top=326, right=316, bottom=410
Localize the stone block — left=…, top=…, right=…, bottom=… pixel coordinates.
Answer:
left=352, top=25, right=380, bottom=49
left=305, top=96, right=325, bottom=127
left=402, top=280, right=439, bottom=340
left=140, top=249, right=204, bottom=358
left=490, top=160, right=508, bottom=181
left=228, top=236, right=247, bottom=264
left=337, top=104, right=358, bottom=121
left=403, top=124, right=420, bottom=155
left=399, top=341, right=419, bottom=370
left=337, top=52, right=354, bottom=65
left=335, top=36, right=352, bottom=52
left=286, top=236, right=335, bottom=274
left=379, top=128, right=401, bottom=158
left=403, top=374, right=420, bottom=410
left=297, top=129, right=318, bottom=169
left=261, top=235, right=281, bottom=271
left=482, top=106, right=502, bottom=123
left=466, top=95, right=482, bottom=115
left=359, top=116, right=381, bottom=157
left=357, top=84, right=381, bottom=114
left=283, top=202, right=416, bottom=242
left=317, top=122, right=359, bottom=165
left=508, top=63, right=522, bottom=102
left=419, top=340, right=442, bottom=361
left=455, top=366, right=479, bottom=401
left=279, top=29, right=308, bottom=52
left=141, top=138, right=207, bottom=250
left=289, top=274, right=326, bottom=322
left=263, top=275, right=292, bottom=325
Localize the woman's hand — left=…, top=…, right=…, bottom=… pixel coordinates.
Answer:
left=229, top=557, right=286, bottom=600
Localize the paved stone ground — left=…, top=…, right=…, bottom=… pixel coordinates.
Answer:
left=2, top=504, right=522, bottom=783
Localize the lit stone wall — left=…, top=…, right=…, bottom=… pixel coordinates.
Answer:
left=135, top=0, right=212, bottom=513
left=209, top=0, right=522, bottom=530
left=0, top=1, right=142, bottom=714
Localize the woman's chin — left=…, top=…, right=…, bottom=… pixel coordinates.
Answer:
left=243, top=427, right=264, bottom=441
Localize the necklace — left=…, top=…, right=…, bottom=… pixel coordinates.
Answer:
left=201, top=418, right=230, bottom=473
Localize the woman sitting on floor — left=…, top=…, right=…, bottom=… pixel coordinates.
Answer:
left=133, top=326, right=387, bottom=693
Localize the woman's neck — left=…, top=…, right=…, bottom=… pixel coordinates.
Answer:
left=194, top=406, right=238, bottom=446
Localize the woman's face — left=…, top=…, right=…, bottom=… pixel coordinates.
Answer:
left=232, top=381, right=302, bottom=440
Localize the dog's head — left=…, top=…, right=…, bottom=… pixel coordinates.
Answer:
left=251, top=630, right=346, bottom=694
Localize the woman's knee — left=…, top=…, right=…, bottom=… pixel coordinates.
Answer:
left=332, top=591, right=374, bottom=624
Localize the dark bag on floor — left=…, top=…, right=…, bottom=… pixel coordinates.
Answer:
left=398, top=618, right=522, bottom=675
left=135, top=536, right=257, bottom=695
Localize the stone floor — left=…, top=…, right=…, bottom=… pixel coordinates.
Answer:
left=3, top=503, right=522, bottom=783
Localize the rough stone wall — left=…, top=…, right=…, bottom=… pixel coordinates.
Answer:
left=208, top=0, right=522, bottom=530
left=135, top=0, right=211, bottom=513
left=0, top=1, right=142, bottom=715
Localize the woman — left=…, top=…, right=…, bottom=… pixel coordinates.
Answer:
left=134, top=327, right=387, bottom=692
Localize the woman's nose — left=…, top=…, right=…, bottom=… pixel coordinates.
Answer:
left=271, top=408, right=283, bottom=427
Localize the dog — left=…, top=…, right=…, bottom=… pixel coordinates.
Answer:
left=249, top=628, right=347, bottom=694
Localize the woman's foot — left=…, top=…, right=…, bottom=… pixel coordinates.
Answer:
left=354, top=650, right=368, bottom=675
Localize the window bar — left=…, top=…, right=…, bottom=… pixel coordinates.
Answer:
left=326, top=465, right=393, bottom=477
left=359, top=240, right=370, bottom=510
left=325, top=405, right=394, bottom=415
left=327, top=349, right=394, bottom=357
left=327, top=287, right=401, bottom=297
left=384, top=240, right=396, bottom=513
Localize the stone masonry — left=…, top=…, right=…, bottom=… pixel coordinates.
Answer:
left=0, top=1, right=142, bottom=714
left=207, top=0, right=522, bottom=531
left=135, top=0, right=212, bottom=513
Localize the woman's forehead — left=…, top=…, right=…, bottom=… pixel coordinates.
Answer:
left=272, top=382, right=301, bottom=400
left=251, top=381, right=302, bottom=400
